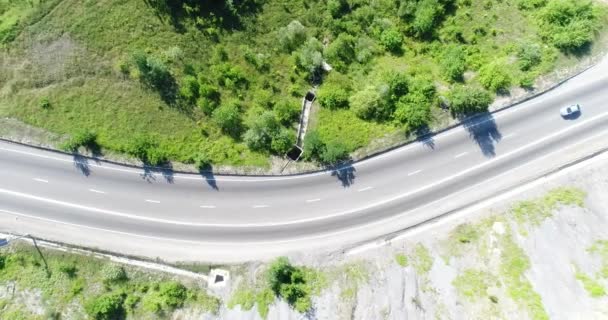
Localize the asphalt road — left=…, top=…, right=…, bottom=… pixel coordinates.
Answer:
left=1, top=57, right=608, bottom=249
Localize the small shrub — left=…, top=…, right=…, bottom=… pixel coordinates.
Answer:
left=212, top=101, right=243, bottom=137
left=266, top=257, right=314, bottom=313
left=440, top=45, right=466, bottom=81
left=193, top=152, right=212, bottom=170
left=350, top=85, right=391, bottom=121
left=85, top=292, right=126, bottom=320
left=39, top=97, right=51, bottom=109
left=517, top=42, right=542, bottom=71
left=393, top=94, right=432, bottom=131
left=478, top=61, right=512, bottom=92
left=318, top=83, right=350, bottom=110
left=102, top=264, right=128, bottom=284
left=303, top=130, right=325, bottom=161
left=179, top=75, right=200, bottom=103
left=61, top=129, right=98, bottom=153
left=448, top=86, right=493, bottom=115
left=321, top=141, right=349, bottom=164
left=58, top=263, right=78, bottom=278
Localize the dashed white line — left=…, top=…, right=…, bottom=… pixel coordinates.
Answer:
left=358, top=187, right=373, bottom=192
left=200, top=205, right=216, bottom=209
left=89, top=189, right=106, bottom=194
left=454, top=152, right=469, bottom=159
left=252, top=205, right=269, bottom=208
left=306, top=198, right=321, bottom=203
left=503, top=133, right=517, bottom=139
left=408, top=170, right=422, bottom=176
left=145, top=200, right=161, bottom=204
left=33, top=178, right=48, bottom=183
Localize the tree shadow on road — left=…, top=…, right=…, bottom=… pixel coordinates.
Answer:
left=462, top=112, right=502, bottom=158
left=199, top=165, right=219, bottom=191
left=330, top=160, right=356, bottom=188
left=414, top=126, right=435, bottom=150
left=141, top=163, right=175, bottom=184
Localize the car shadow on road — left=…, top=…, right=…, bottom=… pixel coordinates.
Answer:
left=330, top=160, right=356, bottom=188
left=462, top=112, right=502, bottom=158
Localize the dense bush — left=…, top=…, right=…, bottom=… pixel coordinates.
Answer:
left=61, top=129, right=98, bottom=153
left=143, top=281, right=188, bottom=313
left=320, top=141, right=349, bottom=163
left=279, top=20, right=307, bottom=52
left=440, top=45, right=466, bottom=81
left=478, top=61, right=512, bottom=92
left=197, top=83, right=221, bottom=115
left=537, top=0, right=601, bottom=52
left=179, top=75, right=200, bottom=103
left=303, top=130, right=325, bottom=161
left=518, top=0, right=546, bottom=10
left=243, top=111, right=280, bottom=151
left=212, top=101, right=242, bottom=137
left=448, top=86, right=493, bottom=115
left=398, top=0, right=454, bottom=37
left=193, top=151, right=212, bottom=170
left=85, top=292, right=126, bottom=320
left=271, top=128, right=296, bottom=154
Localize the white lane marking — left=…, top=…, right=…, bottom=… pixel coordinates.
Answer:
left=145, top=200, right=160, bottom=204
left=358, top=187, right=373, bottom=192
left=407, top=170, right=422, bottom=176
left=252, top=205, right=269, bottom=208
left=1, top=112, right=608, bottom=229
left=306, top=198, right=321, bottom=203
left=89, top=189, right=106, bottom=194
left=200, top=205, right=216, bottom=209
left=454, top=152, right=469, bottom=159
left=33, top=178, right=48, bottom=183
left=5, top=128, right=608, bottom=249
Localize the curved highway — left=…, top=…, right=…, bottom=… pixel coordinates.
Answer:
left=1, top=56, right=608, bottom=256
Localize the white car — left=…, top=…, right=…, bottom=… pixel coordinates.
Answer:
left=560, top=104, right=581, bottom=117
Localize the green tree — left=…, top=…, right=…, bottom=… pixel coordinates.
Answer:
left=279, top=20, right=307, bottom=52
left=267, top=257, right=314, bottom=313
left=380, top=28, right=403, bottom=53
left=212, top=101, right=242, bottom=137
left=296, top=37, right=324, bottom=74
left=243, top=111, right=279, bottom=151
left=448, top=86, right=493, bottom=115
left=303, top=130, right=325, bottom=161
left=324, top=33, right=356, bottom=71
left=179, top=75, right=199, bottom=103
left=271, top=128, right=296, bottom=154
left=478, top=61, right=512, bottom=92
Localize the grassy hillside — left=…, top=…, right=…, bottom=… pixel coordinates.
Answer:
left=0, top=0, right=605, bottom=168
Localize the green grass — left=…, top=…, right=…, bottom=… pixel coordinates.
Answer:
left=499, top=234, right=549, bottom=320
left=395, top=253, right=409, bottom=267
left=575, top=271, right=606, bottom=298
left=337, top=262, right=369, bottom=300
left=0, top=0, right=605, bottom=168
left=0, top=243, right=220, bottom=318
left=452, top=269, right=493, bottom=300
left=588, top=240, right=608, bottom=279
left=511, top=187, right=586, bottom=231
left=410, top=243, right=434, bottom=275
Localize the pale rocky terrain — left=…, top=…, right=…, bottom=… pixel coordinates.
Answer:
left=218, top=152, right=608, bottom=320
